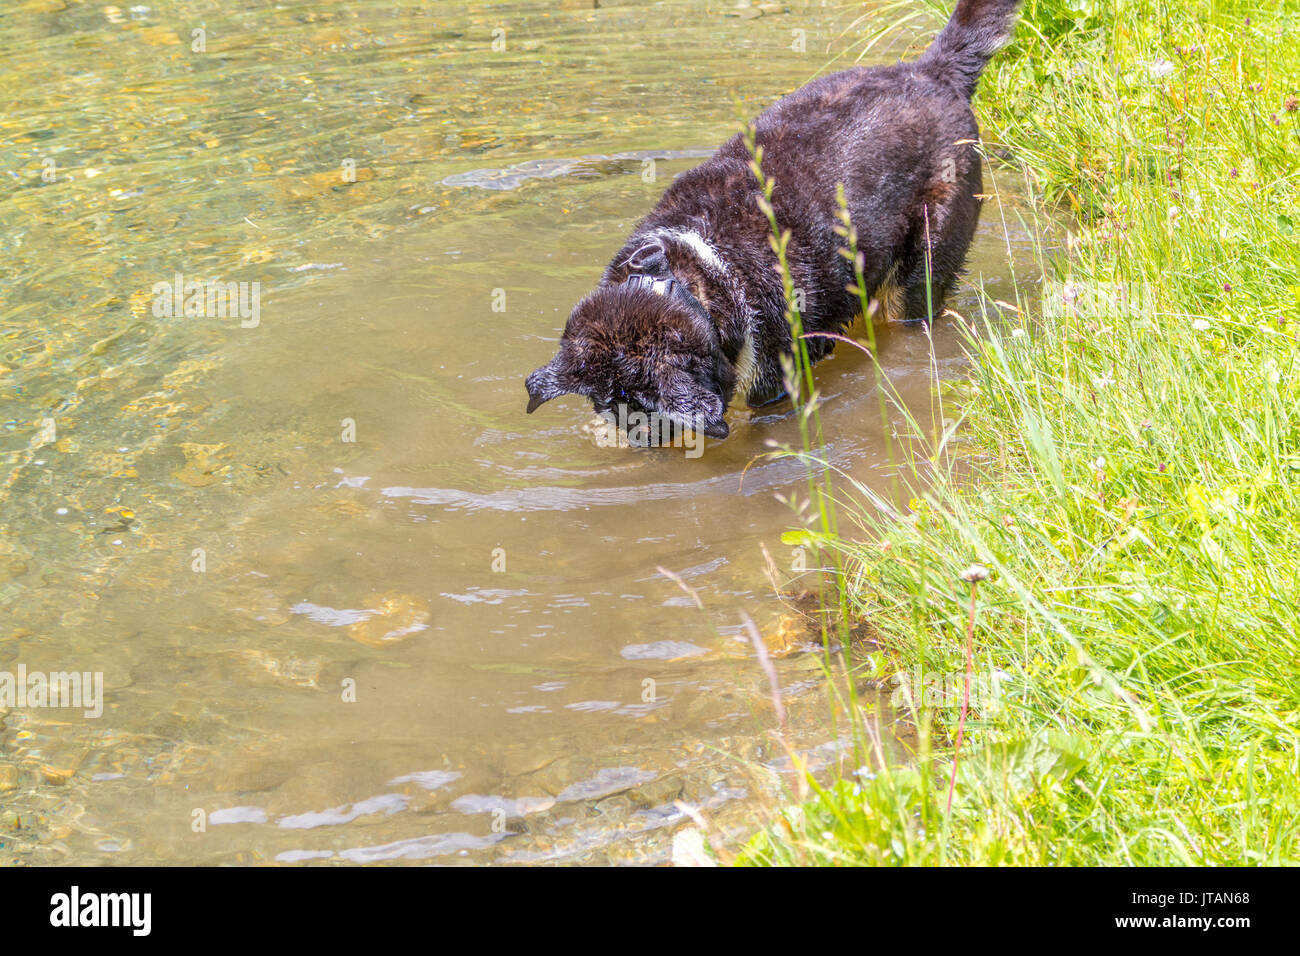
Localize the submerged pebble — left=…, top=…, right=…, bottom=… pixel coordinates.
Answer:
left=346, top=592, right=431, bottom=647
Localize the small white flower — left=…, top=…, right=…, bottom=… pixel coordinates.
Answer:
left=1192, top=318, right=1211, bottom=331
left=1093, top=373, right=1116, bottom=388
left=1010, top=327, right=1026, bottom=339
left=1148, top=59, right=1175, bottom=79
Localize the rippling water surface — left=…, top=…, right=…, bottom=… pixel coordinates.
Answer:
left=0, top=0, right=1035, bottom=864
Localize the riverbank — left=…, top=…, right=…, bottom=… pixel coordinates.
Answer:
left=742, top=0, right=1300, bottom=865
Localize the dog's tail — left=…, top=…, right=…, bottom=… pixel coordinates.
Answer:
left=914, top=0, right=1021, bottom=99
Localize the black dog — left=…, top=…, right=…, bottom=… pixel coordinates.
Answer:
left=526, top=0, right=1019, bottom=440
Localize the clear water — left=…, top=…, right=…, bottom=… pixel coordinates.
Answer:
left=0, top=0, right=1035, bottom=864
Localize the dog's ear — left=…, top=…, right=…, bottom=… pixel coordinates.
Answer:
left=657, top=369, right=729, bottom=440
left=525, top=357, right=572, bottom=413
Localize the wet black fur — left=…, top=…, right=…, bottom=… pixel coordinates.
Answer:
left=526, top=0, right=1020, bottom=440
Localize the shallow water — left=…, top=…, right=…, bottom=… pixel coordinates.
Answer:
left=0, top=1, right=1035, bottom=864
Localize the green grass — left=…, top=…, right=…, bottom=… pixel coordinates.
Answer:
left=738, top=0, right=1300, bottom=865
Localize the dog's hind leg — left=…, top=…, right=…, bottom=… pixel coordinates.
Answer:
left=898, top=163, right=984, bottom=321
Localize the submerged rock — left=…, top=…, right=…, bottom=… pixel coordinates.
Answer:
left=671, top=827, right=717, bottom=866
left=346, top=592, right=431, bottom=647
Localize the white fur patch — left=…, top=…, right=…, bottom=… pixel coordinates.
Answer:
left=656, top=228, right=728, bottom=277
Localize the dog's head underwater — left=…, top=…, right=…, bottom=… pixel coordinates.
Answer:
left=525, top=263, right=735, bottom=442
